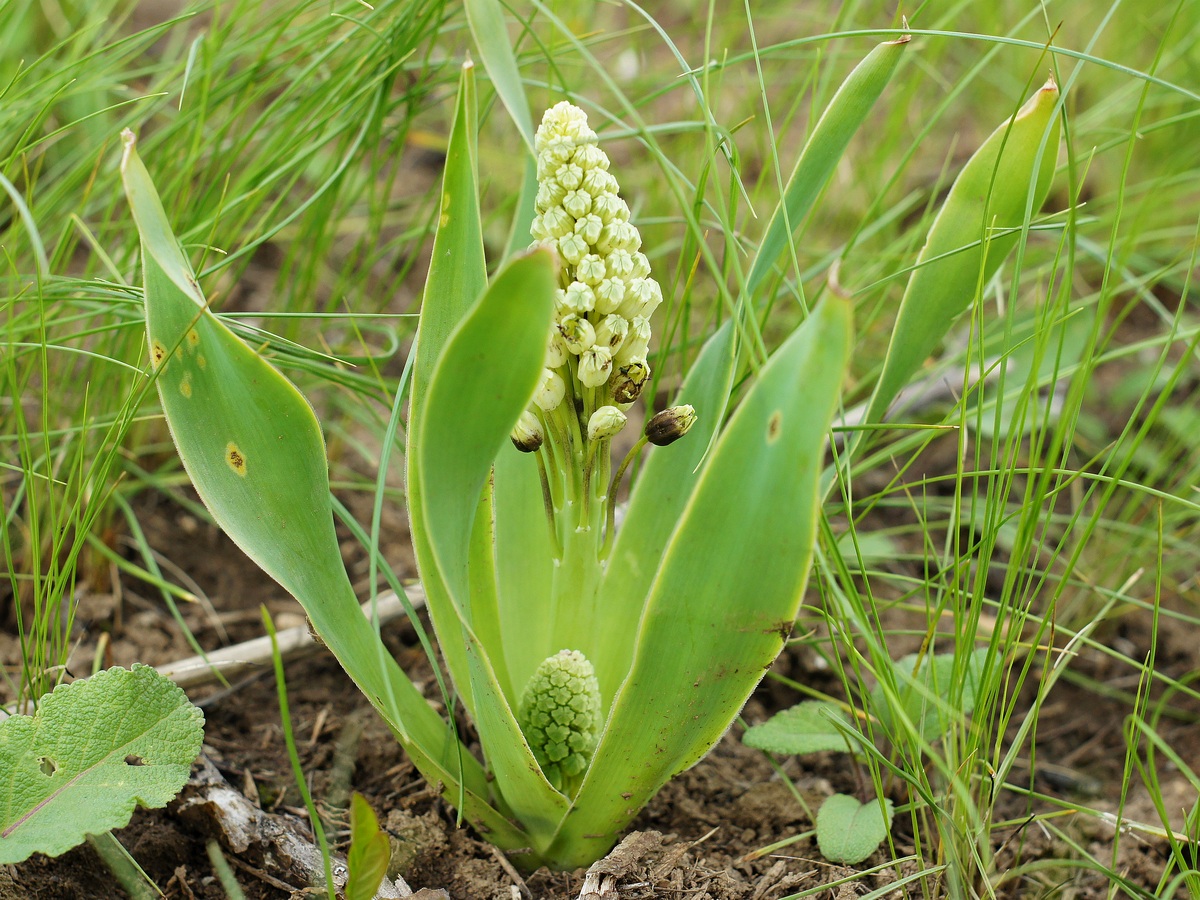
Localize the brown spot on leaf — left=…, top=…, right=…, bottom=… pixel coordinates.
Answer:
left=150, top=340, right=167, bottom=369
left=186, top=328, right=200, bottom=349
left=226, top=442, right=247, bottom=476
left=766, top=410, right=783, bottom=444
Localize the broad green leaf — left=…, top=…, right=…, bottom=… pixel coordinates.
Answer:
left=0, top=665, right=203, bottom=864
left=346, top=793, right=390, bottom=900
left=746, top=35, right=909, bottom=299
left=546, top=296, right=852, bottom=869
left=871, top=648, right=989, bottom=743
left=464, top=0, right=534, bottom=153
left=864, top=77, right=1061, bottom=427
left=816, top=793, right=895, bottom=865
left=121, top=131, right=533, bottom=856
left=415, top=248, right=568, bottom=841
left=742, top=701, right=855, bottom=756
left=406, top=60, right=488, bottom=713
left=593, top=318, right=737, bottom=704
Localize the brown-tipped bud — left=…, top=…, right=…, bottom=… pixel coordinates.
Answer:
left=510, top=410, right=544, bottom=452
left=611, top=360, right=649, bottom=404
left=645, top=405, right=696, bottom=446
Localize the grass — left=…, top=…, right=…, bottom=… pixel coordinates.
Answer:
left=3, top=0, right=1200, bottom=896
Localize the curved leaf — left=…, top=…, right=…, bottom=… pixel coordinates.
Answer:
left=546, top=296, right=852, bottom=868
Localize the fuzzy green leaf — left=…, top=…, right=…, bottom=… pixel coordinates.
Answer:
left=0, top=665, right=203, bottom=864
left=816, top=793, right=895, bottom=865
left=871, top=648, right=989, bottom=743
left=742, top=701, right=855, bottom=756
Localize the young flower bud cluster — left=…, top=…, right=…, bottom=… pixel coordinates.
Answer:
left=528, top=101, right=662, bottom=428
left=517, top=649, right=602, bottom=793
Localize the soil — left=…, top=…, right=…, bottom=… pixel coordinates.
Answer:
left=4, top=470, right=1200, bottom=900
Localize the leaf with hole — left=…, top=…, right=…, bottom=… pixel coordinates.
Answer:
left=0, top=665, right=204, bottom=864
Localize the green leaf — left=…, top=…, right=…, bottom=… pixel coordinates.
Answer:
left=746, top=35, right=909, bottom=299
left=816, top=793, right=894, bottom=865
left=871, top=648, right=989, bottom=743
left=742, top=701, right=855, bottom=756
left=415, top=247, right=568, bottom=842
left=346, top=793, right=390, bottom=900
left=864, top=77, right=1061, bottom=427
left=0, top=665, right=203, bottom=864
left=120, top=130, right=532, bottom=857
left=593, top=318, right=737, bottom=703
left=546, top=296, right=852, bottom=869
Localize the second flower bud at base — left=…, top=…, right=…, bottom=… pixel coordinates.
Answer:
left=645, top=405, right=697, bottom=446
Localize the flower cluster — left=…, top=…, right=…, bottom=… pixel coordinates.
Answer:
left=528, top=101, right=662, bottom=441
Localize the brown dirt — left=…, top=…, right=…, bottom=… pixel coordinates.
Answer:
left=5, top=479, right=1200, bottom=900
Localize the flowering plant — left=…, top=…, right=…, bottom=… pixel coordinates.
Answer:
left=123, top=28, right=1059, bottom=871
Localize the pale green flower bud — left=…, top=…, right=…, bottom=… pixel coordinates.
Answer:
left=578, top=346, right=613, bottom=388
left=562, top=282, right=596, bottom=314
left=594, top=277, right=627, bottom=315
left=598, top=221, right=639, bottom=255
left=558, top=314, right=595, bottom=355
left=612, top=360, right=650, bottom=404
left=581, top=168, right=618, bottom=197
left=558, top=232, right=588, bottom=265
left=587, top=405, right=627, bottom=441
left=630, top=251, right=652, bottom=279
left=518, top=650, right=602, bottom=790
left=536, top=179, right=567, bottom=211
left=619, top=277, right=662, bottom=319
left=543, top=135, right=575, bottom=166
left=605, top=249, right=634, bottom=280
left=645, top=405, right=697, bottom=446
left=541, top=206, right=573, bottom=238
left=510, top=410, right=544, bottom=452
left=574, top=214, right=604, bottom=246
left=577, top=253, right=606, bottom=285
left=572, top=144, right=608, bottom=171
left=545, top=329, right=568, bottom=368
left=591, top=192, right=625, bottom=224
left=535, top=368, right=566, bottom=411
left=562, top=189, right=592, bottom=219
left=616, top=316, right=651, bottom=365
left=557, top=163, right=584, bottom=191
left=594, top=314, right=628, bottom=353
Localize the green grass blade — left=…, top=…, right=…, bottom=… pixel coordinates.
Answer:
left=120, top=130, right=533, bottom=854
left=745, top=35, right=909, bottom=300
left=548, top=297, right=852, bottom=868
left=863, top=76, right=1062, bottom=427
left=592, top=318, right=737, bottom=704
left=464, top=0, right=534, bottom=153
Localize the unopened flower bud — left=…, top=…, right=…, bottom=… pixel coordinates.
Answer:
left=611, top=360, right=650, bottom=404
left=587, top=406, right=627, bottom=441
left=558, top=232, right=588, bottom=265
left=518, top=650, right=602, bottom=790
left=556, top=162, right=584, bottom=191
left=645, top=405, right=697, bottom=446
left=510, top=410, right=544, bottom=452
left=594, top=278, right=627, bottom=315
left=616, top=316, right=651, bottom=365
left=562, top=282, right=595, bottom=315
left=545, top=329, right=568, bottom=368
left=558, top=314, right=596, bottom=354
left=577, top=346, right=613, bottom=388
left=577, top=254, right=606, bottom=286
left=594, top=314, right=628, bottom=354
left=574, top=214, right=603, bottom=246
left=535, top=368, right=566, bottom=411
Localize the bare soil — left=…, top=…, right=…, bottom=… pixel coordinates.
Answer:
left=4, top=476, right=1199, bottom=900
